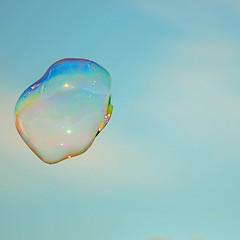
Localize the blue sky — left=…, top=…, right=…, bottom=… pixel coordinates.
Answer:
left=0, top=0, right=240, bottom=239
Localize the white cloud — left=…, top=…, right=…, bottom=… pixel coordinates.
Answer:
left=120, top=0, right=240, bottom=36
left=135, top=40, right=240, bottom=143
left=190, top=237, right=207, bottom=240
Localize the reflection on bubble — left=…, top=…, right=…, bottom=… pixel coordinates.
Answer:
left=15, top=58, right=113, bottom=164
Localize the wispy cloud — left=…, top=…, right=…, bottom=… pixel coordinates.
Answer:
left=121, top=0, right=240, bottom=38
left=190, top=236, right=207, bottom=240
left=136, top=40, right=240, bottom=142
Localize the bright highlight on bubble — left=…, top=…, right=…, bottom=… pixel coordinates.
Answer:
left=14, top=58, right=113, bottom=164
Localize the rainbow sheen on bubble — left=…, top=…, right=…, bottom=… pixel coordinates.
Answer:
left=14, top=58, right=113, bottom=164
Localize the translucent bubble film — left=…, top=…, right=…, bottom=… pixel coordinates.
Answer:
left=15, top=58, right=113, bottom=164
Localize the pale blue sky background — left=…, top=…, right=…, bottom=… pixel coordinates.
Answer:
left=0, top=0, right=240, bottom=240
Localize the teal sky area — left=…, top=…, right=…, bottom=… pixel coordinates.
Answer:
left=0, top=0, right=240, bottom=240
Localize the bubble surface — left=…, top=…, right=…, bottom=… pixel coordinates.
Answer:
left=15, top=58, right=113, bottom=164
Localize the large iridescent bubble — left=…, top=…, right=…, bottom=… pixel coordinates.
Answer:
left=15, top=58, right=113, bottom=164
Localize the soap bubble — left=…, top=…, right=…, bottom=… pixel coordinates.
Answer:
left=15, top=58, right=113, bottom=164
